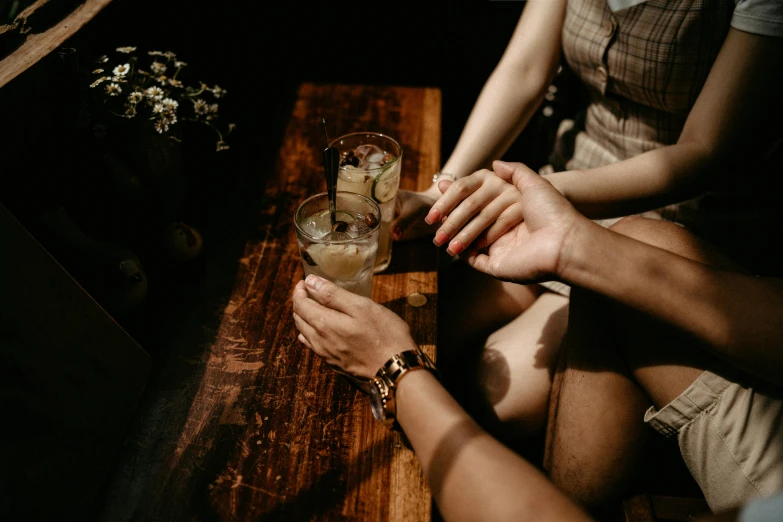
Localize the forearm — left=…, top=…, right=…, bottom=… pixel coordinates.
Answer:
left=395, top=370, right=592, bottom=522
left=561, top=221, right=783, bottom=384
left=441, top=67, right=552, bottom=180
left=441, top=0, right=566, bottom=182
left=544, top=29, right=783, bottom=221
left=543, top=141, right=713, bottom=220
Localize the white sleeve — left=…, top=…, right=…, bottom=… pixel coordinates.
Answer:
left=732, top=0, right=783, bottom=38
left=738, top=492, right=783, bottom=522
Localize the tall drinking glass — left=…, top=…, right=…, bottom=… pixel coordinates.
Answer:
left=328, top=132, right=402, bottom=273
left=294, top=191, right=381, bottom=299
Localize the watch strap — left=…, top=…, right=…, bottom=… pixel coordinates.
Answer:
left=379, top=349, right=438, bottom=388
left=370, top=349, right=438, bottom=430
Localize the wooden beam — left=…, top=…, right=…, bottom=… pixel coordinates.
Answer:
left=0, top=0, right=113, bottom=89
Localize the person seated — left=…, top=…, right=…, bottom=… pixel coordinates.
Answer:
left=291, top=160, right=783, bottom=520
left=390, top=0, right=783, bottom=464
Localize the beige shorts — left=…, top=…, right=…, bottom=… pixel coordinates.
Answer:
left=644, top=365, right=783, bottom=513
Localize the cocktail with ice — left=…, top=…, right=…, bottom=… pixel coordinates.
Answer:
left=328, top=132, right=402, bottom=273
left=294, top=191, right=381, bottom=298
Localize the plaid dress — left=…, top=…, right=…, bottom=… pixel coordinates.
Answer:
left=544, top=0, right=781, bottom=276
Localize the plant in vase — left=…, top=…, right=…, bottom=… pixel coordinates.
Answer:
left=79, top=45, right=236, bottom=263
left=87, top=46, right=234, bottom=152
left=44, top=45, right=236, bottom=314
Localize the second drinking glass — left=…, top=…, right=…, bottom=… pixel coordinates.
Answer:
left=328, top=132, right=402, bottom=273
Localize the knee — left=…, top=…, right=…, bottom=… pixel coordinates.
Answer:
left=609, top=216, right=692, bottom=255
left=608, top=216, right=746, bottom=271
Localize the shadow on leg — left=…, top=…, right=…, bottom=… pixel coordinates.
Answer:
left=437, top=258, right=565, bottom=460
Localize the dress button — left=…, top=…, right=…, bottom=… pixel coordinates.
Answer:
left=596, top=65, right=608, bottom=83
left=605, top=18, right=617, bottom=37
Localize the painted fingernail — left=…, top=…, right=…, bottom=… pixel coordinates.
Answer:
left=305, top=274, right=323, bottom=290
left=425, top=209, right=440, bottom=225
left=447, top=240, right=464, bottom=256
left=433, top=231, right=448, bottom=247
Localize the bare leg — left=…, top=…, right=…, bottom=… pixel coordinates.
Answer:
left=479, top=292, right=568, bottom=439
left=545, top=217, right=749, bottom=515
left=437, top=258, right=566, bottom=452
left=610, top=217, right=749, bottom=406
left=544, top=288, right=654, bottom=515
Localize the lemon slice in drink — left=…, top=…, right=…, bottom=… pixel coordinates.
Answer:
left=306, top=243, right=376, bottom=279
left=371, top=164, right=399, bottom=203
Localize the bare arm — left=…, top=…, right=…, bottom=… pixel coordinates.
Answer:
left=391, top=0, right=566, bottom=241
left=544, top=29, right=783, bottom=219
left=291, top=276, right=592, bottom=522
left=561, top=218, right=783, bottom=385
left=395, top=367, right=592, bottom=522
left=438, top=0, right=566, bottom=184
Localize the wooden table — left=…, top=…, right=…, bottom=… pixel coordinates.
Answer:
left=99, top=83, right=441, bottom=521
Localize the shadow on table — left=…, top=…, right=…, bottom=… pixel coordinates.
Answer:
left=380, top=236, right=439, bottom=275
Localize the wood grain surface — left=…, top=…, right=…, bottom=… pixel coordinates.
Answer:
left=99, top=83, right=441, bottom=521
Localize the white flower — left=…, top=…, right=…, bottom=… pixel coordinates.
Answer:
left=145, top=86, right=164, bottom=100
left=116, top=46, right=137, bottom=53
left=193, top=99, right=208, bottom=114
left=113, top=63, right=130, bottom=77
left=168, top=78, right=183, bottom=88
left=106, top=83, right=122, bottom=96
left=155, top=75, right=169, bottom=86
left=128, top=91, right=143, bottom=104
left=174, top=61, right=187, bottom=68
left=151, top=61, right=167, bottom=75
left=228, top=123, right=236, bottom=133
left=205, top=103, right=219, bottom=120
left=211, top=85, right=227, bottom=98
left=90, top=76, right=107, bottom=88
left=154, top=119, right=170, bottom=134
left=148, top=51, right=166, bottom=56
left=216, top=141, right=230, bottom=152
left=96, top=55, right=109, bottom=63
left=124, top=104, right=137, bottom=117
left=162, top=98, right=179, bottom=110
left=152, top=103, right=164, bottom=114
left=92, top=68, right=104, bottom=74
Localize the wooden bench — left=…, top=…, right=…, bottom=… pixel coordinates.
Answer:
left=97, top=82, right=442, bottom=521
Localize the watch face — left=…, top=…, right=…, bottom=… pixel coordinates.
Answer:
left=369, top=378, right=386, bottom=422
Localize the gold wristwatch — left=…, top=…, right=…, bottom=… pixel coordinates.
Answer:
left=369, top=349, right=438, bottom=428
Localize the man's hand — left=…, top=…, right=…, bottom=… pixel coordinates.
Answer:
left=292, top=275, right=418, bottom=378
left=437, top=160, right=586, bottom=285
